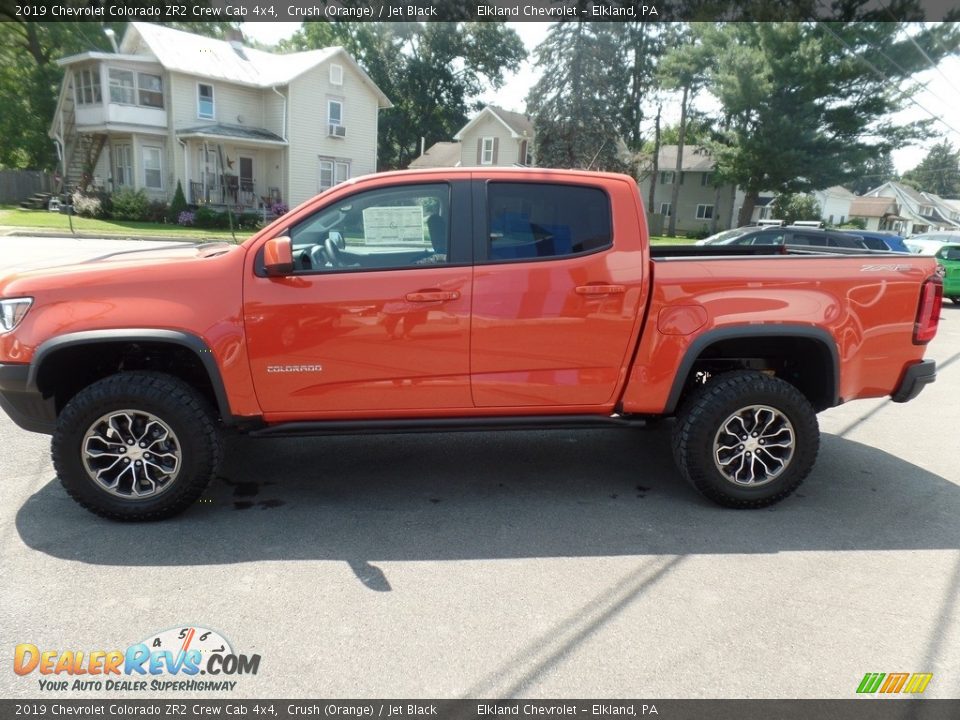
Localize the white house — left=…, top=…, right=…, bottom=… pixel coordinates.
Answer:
left=49, top=23, right=392, bottom=211
left=862, top=181, right=958, bottom=235
left=812, top=185, right=856, bottom=226
left=408, top=105, right=535, bottom=170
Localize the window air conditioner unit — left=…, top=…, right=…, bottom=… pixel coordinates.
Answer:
left=328, top=124, right=346, bottom=138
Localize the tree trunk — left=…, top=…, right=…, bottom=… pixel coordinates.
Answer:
left=647, top=104, right=661, bottom=212
left=667, top=85, right=689, bottom=238
left=739, top=189, right=760, bottom=227
left=712, top=183, right=722, bottom=233
left=725, top=183, right=737, bottom=229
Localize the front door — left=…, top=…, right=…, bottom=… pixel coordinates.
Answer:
left=244, top=180, right=473, bottom=417
left=239, top=156, right=254, bottom=206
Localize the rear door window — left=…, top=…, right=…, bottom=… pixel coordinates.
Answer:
left=484, top=182, right=612, bottom=262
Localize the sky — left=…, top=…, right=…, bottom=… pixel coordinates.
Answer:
left=242, top=21, right=959, bottom=176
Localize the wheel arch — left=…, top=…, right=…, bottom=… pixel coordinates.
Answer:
left=29, top=329, right=235, bottom=424
left=664, top=325, right=840, bottom=415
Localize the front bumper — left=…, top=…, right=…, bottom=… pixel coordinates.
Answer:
left=891, top=359, right=937, bottom=404
left=0, top=363, right=56, bottom=434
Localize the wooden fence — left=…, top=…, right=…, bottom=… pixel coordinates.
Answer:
left=0, top=170, right=54, bottom=204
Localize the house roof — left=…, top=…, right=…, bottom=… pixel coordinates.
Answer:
left=652, top=145, right=716, bottom=172
left=815, top=185, right=856, bottom=198
left=408, top=142, right=461, bottom=169
left=867, top=180, right=926, bottom=207
left=453, top=105, right=534, bottom=141
left=849, top=197, right=899, bottom=218
left=107, top=23, right=391, bottom=107
left=177, top=123, right=287, bottom=145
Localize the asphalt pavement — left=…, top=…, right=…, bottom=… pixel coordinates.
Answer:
left=1, top=235, right=957, bottom=699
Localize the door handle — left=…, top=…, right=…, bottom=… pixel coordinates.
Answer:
left=404, top=290, right=461, bottom=302
left=575, top=285, right=626, bottom=296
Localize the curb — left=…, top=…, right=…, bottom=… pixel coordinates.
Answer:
left=0, top=228, right=241, bottom=244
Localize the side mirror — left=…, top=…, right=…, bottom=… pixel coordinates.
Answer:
left=263, top=235, right=294, bottom=276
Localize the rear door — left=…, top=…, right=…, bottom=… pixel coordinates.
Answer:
left=469, top=177, right=646, bottom=408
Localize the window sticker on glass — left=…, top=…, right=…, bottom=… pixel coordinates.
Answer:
left=362, top=206, right=425, bottom=245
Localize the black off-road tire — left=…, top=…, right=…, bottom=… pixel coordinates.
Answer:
left=671, top=371, right=819, bottom=508
left=52, top=372, right=222, bottom=521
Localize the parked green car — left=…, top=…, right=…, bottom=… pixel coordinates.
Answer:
left=935, top=244, right=960, bottom=304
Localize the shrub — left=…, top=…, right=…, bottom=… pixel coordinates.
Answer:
left=841, top=217, right=867, bottom=230
left=687, top=224, right=713, bottom=240
left=177, top=211, right=196, bottom=226
left=237, top=212, right=262, bottom=230
left=70, top=189, right=102, bottom=219
left=193, top=205, right=228, bottom=229
left=271, top=202, right=288, bottom=216
left=168, top=181, right=188, bottom=223
left=144, top=200, right=169, bottom=224
left=111, top=188, right=149, bottom=221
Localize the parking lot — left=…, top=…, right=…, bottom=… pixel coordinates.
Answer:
left=1, top=236, right=958, bottom=699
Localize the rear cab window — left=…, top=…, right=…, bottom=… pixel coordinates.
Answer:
left=483, top=182, right=612, bottom=262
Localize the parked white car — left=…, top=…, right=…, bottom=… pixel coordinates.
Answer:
left=905, top=231, right=960, bottom=255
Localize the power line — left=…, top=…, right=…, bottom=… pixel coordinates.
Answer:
left=897, top=21, right=960, bottom=99
left=814, top=20, right=960, bottom=141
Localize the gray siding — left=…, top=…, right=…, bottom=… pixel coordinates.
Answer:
left=459, top=113, right=523, bottom=167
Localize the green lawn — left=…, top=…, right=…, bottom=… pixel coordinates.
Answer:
left=649, top=235, right=699, bottom=245
left=0, top=205, right=252, bottom=242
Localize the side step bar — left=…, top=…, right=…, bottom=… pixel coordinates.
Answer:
left=248, top=414, right=649, bottom=438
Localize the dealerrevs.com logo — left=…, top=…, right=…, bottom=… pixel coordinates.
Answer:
left=14, top=626, right=260, bottom=693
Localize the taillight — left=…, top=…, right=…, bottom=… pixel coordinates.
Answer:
left=914, top=275, right=943, bottom=345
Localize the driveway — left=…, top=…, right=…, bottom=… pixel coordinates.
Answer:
left=1, top=235, right=958, bottom=699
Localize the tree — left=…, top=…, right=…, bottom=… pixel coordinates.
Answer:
left=526, top=23, right=631, bottom=171
left=901, top=141, right=960, bottom=196
left=847, top=150, right=897, bottom=195
left=771, top=193, right=822, bottom=225
left=286, top=22, right=525, bottom=170
left=658, top=26, right=713, bottom=236
left=0, top=18, right=237, bottom=170
left=695, top=20, right=960, bottom=226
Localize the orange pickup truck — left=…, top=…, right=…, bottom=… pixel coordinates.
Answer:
left=0, top=169, right=943, bottom=520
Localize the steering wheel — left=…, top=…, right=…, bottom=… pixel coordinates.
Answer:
left=324, top=236, right=343, bottom=267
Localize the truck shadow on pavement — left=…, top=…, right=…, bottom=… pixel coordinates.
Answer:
left=16, top=423, right=960, bottom=575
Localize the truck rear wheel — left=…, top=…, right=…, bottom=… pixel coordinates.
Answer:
left=671, top=371, right=819, bottom=508
left=52, top=372, right=222, bottom=521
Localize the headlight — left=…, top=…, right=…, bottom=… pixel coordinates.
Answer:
left=0, top=298, right=32, bottom=332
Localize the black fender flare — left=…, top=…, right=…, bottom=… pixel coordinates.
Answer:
left=29, top=329, right=236, bottom=424
left=663, top=325, right=840, bottom=414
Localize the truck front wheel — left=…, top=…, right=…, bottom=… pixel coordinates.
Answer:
left=671, top=371, right=819, bottom=508
left=52, top=372, right=222, bottom=521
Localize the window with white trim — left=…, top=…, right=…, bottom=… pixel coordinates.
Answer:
left=76, top=69, right=102, bottom=105
left=318, top=158, right=350, bottom=192
left=137, top=73, right=163, bottom=108
left=328, top=99, right=343, bottom=127
left=659, top=202, right=672, bottom=217
left=197, top=83, right=214, bottom=120
left=659, top=171, right=675, bottom=185
left=143, top=146, right=163, bottom=190
left=330, top=64, right=343, bottom=86
left=696, top=204, right=714, bottom=220
left=700, top=172, right=712, bottom=186
left=109, top=69, right=135, bottom=104
left=114, top=144, right=132, bottom=187
left=481, top=137, right=494, bottom=165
